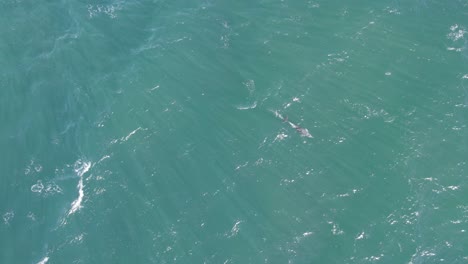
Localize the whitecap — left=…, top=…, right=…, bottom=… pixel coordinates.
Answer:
left=274, top=132, right=288, bottom=142
left=37, top=256, right=49, bottom=264
left=45, top=182, right=63, bottom=195
left=3, top=211, right=14, bottom=225
left=31, top=181, right=44, bottom=193
left=243, top=80, right=255, bottom=94
left=236, top=101, right=257, bottom=110
left=68, top=177, right=84, bottom=216
left=67, top=160, right=91, bottom=216
left=122, top=127, right=142, bottom=141
left=355, top=232, right=365, bottom=240
left=228, top=220, right=242, bottom=238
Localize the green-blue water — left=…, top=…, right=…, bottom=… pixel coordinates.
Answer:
left=1, top=1, right=468, bottom=263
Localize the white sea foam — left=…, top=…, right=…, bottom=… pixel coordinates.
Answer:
left=31, top=179, right=63, bottom=196
left=68, top=177, right=84, bottom=215
left=228, top=220, right=242, bottom=238
left=355, top=232, right=365, bottom=240
left=67, top=160, right=91, bottom=216
left=87, top=2, right=123, bottom=19
left=37, top=257, right=49, bottom=264
left=236, top=101, right=257, bottom=110
left=149, top=85, right=160, bottom=91
left=3, top=211, right=14, bottom=225
left=75, top=160, right=91, bottom=177
left=243, top=80, right=255, bottom=94
left=97, top=155, right=111, bottom=164
left=117, top=127, right=146, bottom=143
left=124, top=127, right=142, bottom=141
left=448, top=24, right=466, bottom=41
left=31, top=181, right=44, bottom=193
left=274, top=132, right=288, bottom=142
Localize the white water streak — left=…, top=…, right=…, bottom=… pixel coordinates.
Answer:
left=123, top=127, right=142, bottom=141
left=37, top=257, right=49, bottom=264
left=236, top=101, right=257, bottom=110
left=68, top=161, right=91, bottom=216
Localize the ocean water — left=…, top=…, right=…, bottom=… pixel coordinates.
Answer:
left=1, top=0, right=467, bottom=263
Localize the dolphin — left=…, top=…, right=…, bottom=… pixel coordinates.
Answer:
left=272, top=110, right=313, bottom=138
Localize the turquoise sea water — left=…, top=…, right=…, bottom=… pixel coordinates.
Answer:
left=1, top=1, right=468, bottom=263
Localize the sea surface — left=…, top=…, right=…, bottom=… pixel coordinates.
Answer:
left=1, top=0, right=467, bottom=263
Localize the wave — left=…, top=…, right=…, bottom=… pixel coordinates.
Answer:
left=236, top=101, right=257, bottom=110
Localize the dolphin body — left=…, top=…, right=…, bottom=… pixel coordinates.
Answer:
left=272, top=110, right=313, bottom=138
